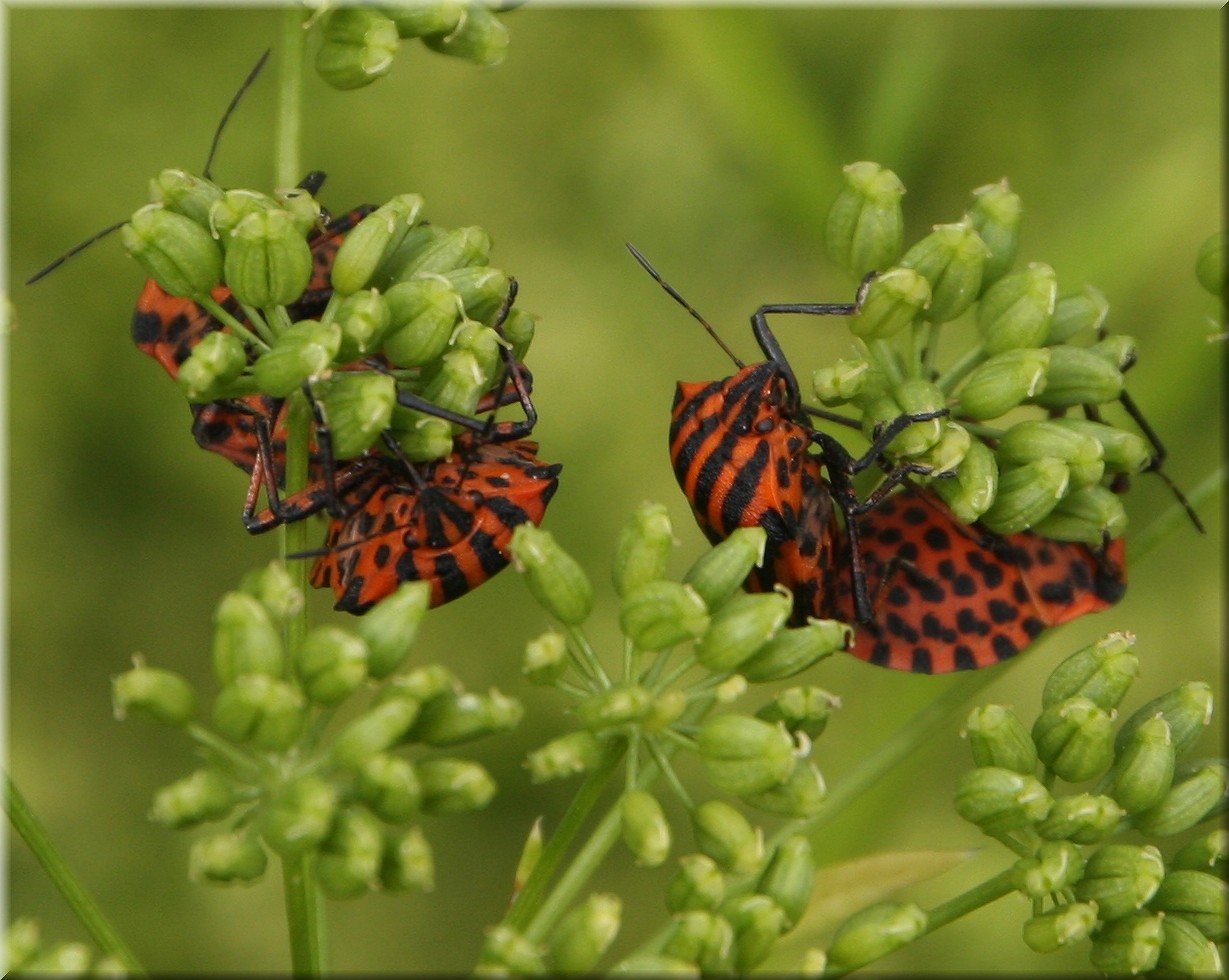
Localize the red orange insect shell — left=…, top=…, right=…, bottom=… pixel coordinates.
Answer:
left=310, top=439, right=562, bottom=613
left=670, top=363, right=1128, bottom=674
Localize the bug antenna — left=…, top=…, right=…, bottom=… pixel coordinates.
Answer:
left=626, top=242, right=745, bottom=369
left=203, top=48, right=272, bottom=180
left=25, top=219, right=127, bottom=285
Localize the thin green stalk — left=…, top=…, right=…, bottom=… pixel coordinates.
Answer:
left=4, top=772, right=147, bottom=976
left=934, top=341, right=985, bottom=394
left=275, top=9, right=306, bottom=188
left=283, top=852, right=327, bottom=976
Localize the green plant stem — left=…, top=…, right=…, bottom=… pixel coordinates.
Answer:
left=934, top=341, right=985, bottom=394
left=4, top=771, right=146, bottom=976
left=275, top=8, right=306, bottom=188
left=283, top=852, right=327, bottom=977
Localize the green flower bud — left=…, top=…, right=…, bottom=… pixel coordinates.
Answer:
left=316, top=8, right=400, bottom=90
left=825, top=162, right=906, bottom=279
left=954, top=766, right=1053, bottom=835
left=970, top=179, right=1022, bottom=288
left=409, top=687, right=522, bottom=746
left=1036, top=792, right=1125, bottom=843
left=931, top=438, right=999, bottom=524
left=1051, top=418, right=1151, bottom=475
left=660, top=910, right=734, bottom=975
left=849, top=267, right=931, bottom=341
left=478, top=924, right=545, bottom=975
left=691, top=799, right=764, bottom=874
left=695, top=589, right=791, bottom=673
left=355, top=753, right=420, bottom=824
left=378, top=663, right=459, bottom=704
left=1103, top=715, right=1176, bottom=814
left=112, top=663, right=197, bottom=726
left=813, top=356, right=879, bottom=405
left=1158, top=912, right=1224, bottom=975
left=212, top=674, right=304, bottom=751
left=331, top=194, right=426, bottom=295
left=668, top=854, right=726, bottom=914
left=1021, top=901, right=1097, bottom=954
left=354, top=581, right=429, bottom=679
left=296, top=625, right=368, bottom=706
left=382, top=1, right=465, bottom=39
left=549, top=893, right=622, bottom=974
left=1029, top=345, right=1124, bottom=408
left=381, top=276, right=462, bottom=366
left=951, top=347, right=1050, bottom=420
left=274, top=184, right=324, bottom=237
left=387, top=414, right=454, bottom=464
left=123, top=204, right=223, bottom=298
left=1075, top=843, right=1166, bottom=921
left=223, top=209, right=314, bottom=309
left=502, top=306, right=536, bottom=362
left=977, top=263, right=1057, bottom=355
left=1115, top=682, right=1215, bottom=759
left=212, top=591, right=284, bottom=684
left=910, top=419, right=971, bottom=476
left=995, top=419, right=1104, bottom=490
left=1170, top=829, right=1228, bottom=875
left=964, top=704, right=1038, bottom=774
left=1152, top=869, right=1228, bottom=943
left=1032, top=696, right=1115, bottom=783
left=1032, top=485, right=1128, bottom=545
left=574, top=684, right=654, bottom=732
left=317, top=806, right=384, bottom=898
left=1045, top=283, right=1110, bottom=345
left=209, top=188, right=277, bottom=240
left=740, top=620, right=848, bottom=684
left=411, top=347, right=485, bottom=422
left=238, top=561, right=303, bottom=624
left=149, top=768, right=236, bottom=828
left=414, top=758, right=496, bottom=814
left=1195, top=231, right=1226, bottom=300
left=1012, top=840, right=1085, bottom=897
left=1089, top=333, right=1137, bottom=371
left=757, top=834, right=817, bottom=929
left=422, top=4, right=509, bottom=66
left=825, top=901, right=928, bottom=972
left=332, top=290, right=391, bottom=363
left=330, top=697, right=421, bottom=769
left=382, top=824, right=434, bottom=892
left=898, top=217, right=988, bottom=323
left=251, top=319, right=342, bottom=397
left=176, top=328, right=248, bottom=402
left=523, top=629, right=568, bottom=685
left=149, top=168, right=224, bottom=227
left=979, top=458, right=1069, bottom=535
left=188, top=829, right=268, bottom=885
left=1089, top=913, right=1164, bottom=975
left=443, top=265, right=511, bottom=326
left=756, top=685, right=840, bottom=740
left=525, top=730, right=603, bottom=783
left=619, top=581, right=709, bottom=652
left=682, top=526, right=767, bottom=611
left=1133, top=763, right=1227, bottom=837
left=510, top=526, right=594, bottom=626
left=612, top=502, right=675, bottom=597
left=645, top=689, right=688, bottom=733
left=618, top=790, right=671, bottom=868
left=881, top=379, right=946, bottom=458
left=260, top=775, right=338, bottom=857
left=741, top=760, right=827, bottom=818
left=723, top=894, right=788, bottom=972
left=1043, top=631, right=1137, bottom=711
left=401, top=225, right=491, bottom=277
left=697, top=715, right=796, bottom=797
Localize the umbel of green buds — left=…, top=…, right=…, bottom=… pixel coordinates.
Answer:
left=510, top=525, right=593, bottom=626
left=316, top=7, right=400, bottom=90
left=825, top=161, right=906, bottom=279
left=123, top=204, right=223, bottom=299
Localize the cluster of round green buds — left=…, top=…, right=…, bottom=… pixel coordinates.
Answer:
left=953, top=632, right=1225, bottom=973
left=821, top=164, right=1156, bottom=542
left=112, top=563, right=519, bottom=898
left=313, top=3, right=512, bottom=90
left=2, top=918, right=126, bottom=975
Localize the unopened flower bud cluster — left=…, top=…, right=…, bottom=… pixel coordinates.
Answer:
left=491, top=504, right=852, bottom=973
left=820, top=162, right=1157, bottom=544
left=127, top=171, right=537, bottom=468
left=954, top=631, right=1226, bottom=974
left=111, top=562, right=521, bottom=898
left=2, top=918, right=125, bottom=976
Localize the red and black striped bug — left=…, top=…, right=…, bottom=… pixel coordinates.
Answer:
left=629, top=244, right=1129, bottom=673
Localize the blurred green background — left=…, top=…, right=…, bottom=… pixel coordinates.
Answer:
left=7, top=6, right=1223, bottom=973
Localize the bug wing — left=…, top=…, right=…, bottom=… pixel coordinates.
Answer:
left=841, top=487, right=1127, bottom=673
